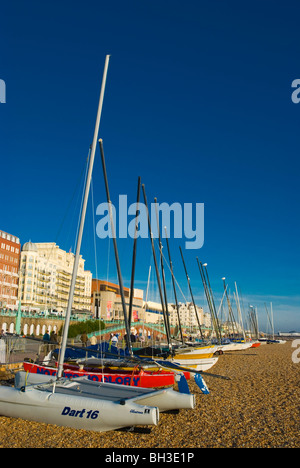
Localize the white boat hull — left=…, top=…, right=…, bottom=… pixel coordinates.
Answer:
left=0, top=382, right=158, bottom=433
left=175, top=345, right=219, bottom=356
left=0, top=371, right=195, bottom=432
left=17, top=371, right=195, bottom=412
left=220, top=342, right=252, bottom=352
left=171, top=357, right=219, bottom=372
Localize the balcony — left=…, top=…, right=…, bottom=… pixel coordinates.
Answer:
left=37, top=270, right=51, bottom=276
left=2, top=281, right=18, bottom=288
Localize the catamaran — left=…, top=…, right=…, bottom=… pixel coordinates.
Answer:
left=0, top=56, right=197, bottom=432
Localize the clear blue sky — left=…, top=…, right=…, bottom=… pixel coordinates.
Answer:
left=1, top=1, right=299, bottom=331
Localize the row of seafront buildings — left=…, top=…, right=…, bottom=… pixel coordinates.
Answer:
left=0, top=229, right=210, bottom=330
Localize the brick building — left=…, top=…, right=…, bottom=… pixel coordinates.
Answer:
left=0, top=230, right=21, bottom=309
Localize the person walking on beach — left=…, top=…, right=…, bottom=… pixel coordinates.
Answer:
left=43, top=330, right=50, bottom=354
left=90, top=334, right=97, bottom=346
left=50, top=330, right=58, bottom=343
left=80, top=331, right=88, bottom=347
left=111, top=333, right=118, bottom=346
left=50, top=330, right=58, bottom=351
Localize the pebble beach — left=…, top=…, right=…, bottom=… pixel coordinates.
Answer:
left=0, top=341, right=299, bottom=449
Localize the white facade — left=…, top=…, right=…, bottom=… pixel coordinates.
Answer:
left=169, top=302, right=204, bottom=329
left=18, top=242, right=92, bottom=313
left=143, top=300, right=205, bottom=329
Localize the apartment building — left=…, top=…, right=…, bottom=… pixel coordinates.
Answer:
left=91, top=279, right=144, bottom=322
left=169, top=302, right=204, bottom=329
left=18, top=242, right=92, bottom=313
left=0, top=230, right=21, bottom=309
left=144, top=300, right=175, bottom=325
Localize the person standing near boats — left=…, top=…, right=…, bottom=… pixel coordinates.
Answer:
left=90, top=334, right=97, bottom=346
left=111, top=333, right=118, bottom=346
left=80, top=331, right=88, bottom=347
left=43, top=330, right=50, bottom=354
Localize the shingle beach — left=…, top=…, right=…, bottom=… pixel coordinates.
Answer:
left=0, top=341, right=299, bottom=448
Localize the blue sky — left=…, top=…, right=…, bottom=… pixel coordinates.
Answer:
left=1, top=1, right=299, bottom=331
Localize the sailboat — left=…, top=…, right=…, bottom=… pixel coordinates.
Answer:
left=132, top=206, right=219, bottom=373
left=265, top=303, right=286, bottom=344
left=215, top=278, right=252, bottom=352
left=0, top=56, right=195, bottom=432
left=246, top=305, right=261, bottom=348
left=22, top=359, right=186, bottom=388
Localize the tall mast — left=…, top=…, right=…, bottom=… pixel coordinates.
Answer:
left=264, top=302, right=273, bottom=337
left=128, top=177, right=141, bottom=326
left=99, top=139, right=133, bottom=355
left=255, top=306, right=259, bottom=340
left=145, top=265, right=151, bottom=303
left=57, top=55, right=110, bottom=378
left=234, top=282, right=245, bottom=340
left=179, top=247, right=204, bottom=341
left=154, top=198, right=172, bottom=342
left=249, top=305, right=259, bottom=340
left=197, top=259, right=221, bottom=343
left=141, top=184, right=172, bottom=352
left=270, top=302, right=275, bottom=340
left=164, top=227, right=184, bottom=344
left=203, top=263, right=222, bottom=341
left=222, top=277, right=238, bottom=338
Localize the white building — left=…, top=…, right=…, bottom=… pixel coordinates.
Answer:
left=18, top=242, right=92, bottom=313
left=169, top=302, right=204, bottom=329
left=143, top=300, right=205, bottom=330
left=144, top=300, right=175, bottom=324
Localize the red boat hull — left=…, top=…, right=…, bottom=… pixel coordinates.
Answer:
left=250, top=342, right=261, bottom=348
left=22, top=362, right=183, bottom=388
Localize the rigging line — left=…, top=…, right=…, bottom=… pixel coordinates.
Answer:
left=55, top=152, right=91, bottom=369
left=151, top=235, right=189, bottom=303
left=91, top=177, right=99, bottom=287
left=91, top=177, right=103, bottom=358
left=38, top=149, right=91, bottom=276
left=74, top=148, right=91, bottom=251
left=106, top=236, right=110, bottom=284
left=216, top=286, right=228, bottom=318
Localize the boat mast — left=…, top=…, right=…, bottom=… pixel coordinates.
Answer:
left=222, top=277, right=238, bottom=338
left=196, top=259, right=221, bottom=343
left=154, top=198, right=172, bottom=343
left=249, top=305, right=259, bottom=340
left=57, top=55, right=110, bottom=378
left=255, top=306, right=259, bottom=340
left=164, top=227, right=184, bottom=344
left=264, top=302, right=273, bottom=338
left=234, top=282, right=246, bottom=341
left=143, top=265, right=151, bottom=338
left=99, top=139, right=133, bottom=355
left=128, top=177, right=141, bottom=326
left=141, top=184, right=173, bottom=353
left=270, top=302, right=275, bottom=340
left=179, top=247, right=204, bottom=341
